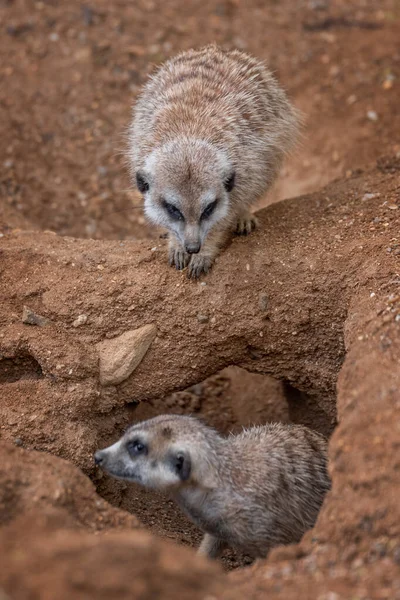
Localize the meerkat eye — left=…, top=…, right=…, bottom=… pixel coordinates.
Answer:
left=201, top=199, right=218, bottom=221
left=127, top=439, right=147, bottom=457
left=136, top=171, right=150, bottom=194
left=163, top=201, right=184, bottom=222
left=224, top=171, right=236, bottom=192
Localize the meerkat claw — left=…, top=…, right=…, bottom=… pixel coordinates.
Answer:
left=169, top=248, right=190, bottom=270
left=187, top=255, right=213, bottom=279
left=236, top=213, right=258, bottom=236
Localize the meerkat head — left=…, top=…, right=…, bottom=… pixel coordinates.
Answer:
left=135, top=139, right=235, bottom=254
left=94, top=415, right=219, bottom=491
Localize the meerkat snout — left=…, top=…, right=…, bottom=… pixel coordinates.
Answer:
left=95, top=415, right=330, bottom=560
left=129, top=45, right=299, bottom=278
left=94, top=450, right=105, bottom=466
left=185, top=240, right=201, bottom=254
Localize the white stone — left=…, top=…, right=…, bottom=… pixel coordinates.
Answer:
left=97, top=324, right=157, bottom=386
left=72, top=314, right=88, bottom=327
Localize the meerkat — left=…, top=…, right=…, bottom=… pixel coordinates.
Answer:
left=128, top=45, right=300, bottom=278
left=95, top=415, right=330, bottom=559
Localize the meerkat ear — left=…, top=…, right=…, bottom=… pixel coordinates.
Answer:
left=136, top=170, right=150, bottom=194
left=224, top=171, right=235, bottom=192
left=174, top=451, right=191, bottom=481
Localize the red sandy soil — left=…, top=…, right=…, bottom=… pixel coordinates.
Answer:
left=1, top=0, right=400, bottom=598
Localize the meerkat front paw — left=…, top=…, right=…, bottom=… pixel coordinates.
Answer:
left=235, top=211, right=258, bottom=235
left=169, top=245, right=190, bottom=270
left=187, top=254, right=214, bottom=279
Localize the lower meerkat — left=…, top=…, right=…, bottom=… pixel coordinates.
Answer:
left=95, top=415, right=330, bottom=559
left=129, top=45, right=299, bottom=278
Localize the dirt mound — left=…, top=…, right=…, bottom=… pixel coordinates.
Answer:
left=225, top=273, right=400, bottom=599
left=0, top=441, right=139, bottom=532
left=1, top=525, right=224, bottom=600
left=1, top=159, right=399, bottom=451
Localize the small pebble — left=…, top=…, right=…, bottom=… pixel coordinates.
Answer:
left=72, top=314, right=88, bottom=327
left=259, top=293, right=269, bottom=312
left=22, top=306, right=50, bottom=327
left=197, top=314, right=209, bottom=324
left=14, top=438, right=23, bottom=447
left=367, top=110, right=378, bottom=121
left=362, top=193, right=376, bottom=202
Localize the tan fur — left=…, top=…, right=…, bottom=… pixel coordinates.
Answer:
left=128, top=45, right=300, bottom=277
left=95, top=415, right=330, bottom=559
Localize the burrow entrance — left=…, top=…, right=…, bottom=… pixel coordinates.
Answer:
left=0, top=353, right=44, bottom=384
left=93, top=365, right=336, bottom=570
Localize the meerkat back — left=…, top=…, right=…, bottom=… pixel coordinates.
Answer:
left=221, top=423, right=330, bottom=555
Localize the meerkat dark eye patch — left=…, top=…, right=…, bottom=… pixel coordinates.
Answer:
left=127, top=439, right=147, bottom=457
left=201, top=199, right=218, bottom=220
left=171, top=451, right=191, bottom=481
left=136, top=171, right=150, bottom=194
left=224, top=171, right=236, bottom=192
left=163, top=201, right=184, bottom=222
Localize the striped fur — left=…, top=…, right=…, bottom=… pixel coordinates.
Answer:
left=128, top=45, right=300, bottom=277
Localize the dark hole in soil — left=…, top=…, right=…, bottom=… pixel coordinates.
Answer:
left=0, top=354, right=43, bottom=384
left=94, top=366, right=336, bottom=570
left=283, top=382, right=337, bottom=437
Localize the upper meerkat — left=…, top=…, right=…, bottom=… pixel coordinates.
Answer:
left=129, top=45, right=299, bottom=278
left=95, top=415, right=330, bottom=559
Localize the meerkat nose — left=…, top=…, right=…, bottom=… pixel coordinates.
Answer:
left=185, top=241, right=201, bottom=254
left=94, top=450, right=105, bottom=466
